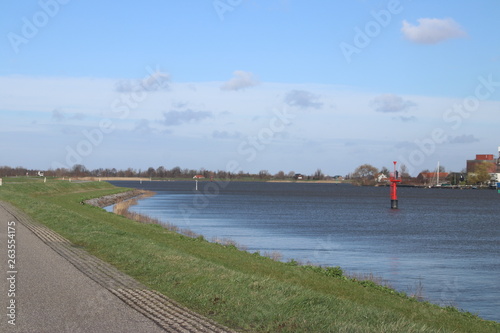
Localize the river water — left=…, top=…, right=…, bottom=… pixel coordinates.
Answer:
left=108, top=180, right=500, bottom=322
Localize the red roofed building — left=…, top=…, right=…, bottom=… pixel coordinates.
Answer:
left=417, top=172, right=449, bottom=185
left=466, top=154, right=497, bottom=174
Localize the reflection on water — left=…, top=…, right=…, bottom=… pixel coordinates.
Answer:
left=109, top=181, right=500, bottom=322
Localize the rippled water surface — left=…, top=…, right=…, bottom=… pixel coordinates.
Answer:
left=108, top=181, right=500, bottom=322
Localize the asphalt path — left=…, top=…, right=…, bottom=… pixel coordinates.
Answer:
left=0, top=201, right=235, bottom=333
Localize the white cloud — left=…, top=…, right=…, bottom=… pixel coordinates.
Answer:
left=284, top=90, right=323, bottom=109
left=221, top=70, right=259, bottom=91
left=116, top=70, right=170, bottom=93
left=162, top=109, right=213, bottom=126
left=370, top=94, right=416, bottom=113
left=448, top=134, right=480, bottom=144
left=401, top=18, right=467, bottom=44
left=51, top=109, right=86, bottom=122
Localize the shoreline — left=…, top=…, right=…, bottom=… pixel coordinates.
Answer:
left=72, top=177, right=498, bottom=189
left=71, top=176, right=349, bottom=184
left=89, top=189, right=204, bottom=238
left=84, top=189, right=151, bottom=207
left=89, top=189, right=424, bottom=301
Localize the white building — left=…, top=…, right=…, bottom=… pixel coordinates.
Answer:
left=376, top=173, right=388, bottom=182
left=491, top=146, right=500, bottom=185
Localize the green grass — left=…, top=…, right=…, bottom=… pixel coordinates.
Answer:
left=1, top=179, right=498, bottom=332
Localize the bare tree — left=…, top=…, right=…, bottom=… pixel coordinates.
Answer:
left=156, top=166, right=166, bottom=178
left=146, top=167, right=156, bottom=178
left=380, top=166, right=390, bottom=177
left=170, top=166, right=182, bottom=178
left=274, top=170, right=285, bottom=180
left=71, top=164, right=88, bottom=177
left=400, top=164, right=411, bottom=179
left=352, top=164, right=378, bottom=185
left=313, top=168, right=325, bottom=180
left=258, top=170, right=270, bottom=180
left=124, top=168, right=135, bottom=177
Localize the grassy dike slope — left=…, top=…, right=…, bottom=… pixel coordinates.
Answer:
left=1, top=179, right=498, bottom=333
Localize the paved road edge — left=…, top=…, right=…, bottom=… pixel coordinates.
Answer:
left=0, top=200, right=237, bottom=333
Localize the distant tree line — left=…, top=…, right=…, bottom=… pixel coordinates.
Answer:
left=0, top=166, right=34, bottom=177
left=349, top=162, right=494, bottom=186
left=0, top=165, right=333, bottom=181
left=2, top=162, right=492, bottom=185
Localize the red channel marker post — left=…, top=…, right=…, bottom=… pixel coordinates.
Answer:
left=390, top=161, right=401, bottom=209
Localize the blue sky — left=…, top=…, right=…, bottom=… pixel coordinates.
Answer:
left=1, top=0, right=499, bottom=176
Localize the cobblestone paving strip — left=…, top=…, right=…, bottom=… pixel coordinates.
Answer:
left=0, top=201, right=236, bottom=333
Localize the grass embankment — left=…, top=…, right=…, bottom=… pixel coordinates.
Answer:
left=0, top=179, right=498, bottom=332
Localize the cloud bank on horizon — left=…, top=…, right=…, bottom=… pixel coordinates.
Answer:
left=0, top=1, right=499, bottom=176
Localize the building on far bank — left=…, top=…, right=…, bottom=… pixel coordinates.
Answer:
left=492, top=146, right=500, bottom=183
left=294, top=174, right=304, bottom=180
left=497, top=146, right=500, bottom=172
left=376, top=173, right=388, bottom=183
left=466, top=154, right=497, bottom=174
left=416, top=172, right=449, bottom=185
left=466, top=149, right=500, bottom=185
